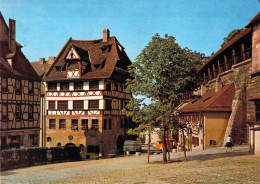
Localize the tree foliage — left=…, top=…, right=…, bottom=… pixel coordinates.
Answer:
left=221, top=28, right=244, bottom=47
left=124, top=33, right=206, bottom=163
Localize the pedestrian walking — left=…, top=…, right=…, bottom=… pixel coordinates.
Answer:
left=225, top=136, right=233, bottom=152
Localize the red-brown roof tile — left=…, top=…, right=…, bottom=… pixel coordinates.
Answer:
left=246, top=11, right=260, bottom=28
left=179, top=83, right=235, bottom=113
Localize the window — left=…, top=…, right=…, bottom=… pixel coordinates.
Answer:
left=106, top=82, right=111, bottom=91
left=109, top=119, right=112, bottom=129
left=49, top=101, right=55, bottom=110
left=71, top=119, right=78, bottom=130
left=47, top=137, right=52, bottom=142
left=105, top=100, right=112, bottom=110
left=74, top=82, right=83, bottom=90
left=15, top=80, right=21, bottom=94
left=89, top=81, right=99, bottom=90
left=28, top=105, right=33, bottom=119
left=57, top=142, right=61, bottom=147
left=28, top=81, right=33, bottom=94
left=60, top=82, right=69, bottom=91
left=2, top=104, right=8, bottom=120
left=49, top=119, right=56, bottom=129
left=48, top=82, right=57, bottom=91
left=59, top=119, right=66, bottom=129
left=92, top=119, right=98, bottom=130
left=58, top=101, right=68, bottom=110
left=124, top=119, right=128, bottom=128
left=104, top=120, right=107, bottom=130
left=15, top=105, right=21, bottom=120
left=1, top=78, right=8, bottom=92
left=88, top=100, right=99, bottom=110
left=81, top=119, right=88, bottom=130
left=114, top=83, right=118, bottom=91
left=73, top=100, right=84, bottom=110
left=30, top=134, right=38, bottom=146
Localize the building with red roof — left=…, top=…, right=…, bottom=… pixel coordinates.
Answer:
left=177, top=12, right=260, bottom=153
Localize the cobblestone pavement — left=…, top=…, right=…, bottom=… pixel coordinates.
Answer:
left=1, top=146, right=260, bottom=184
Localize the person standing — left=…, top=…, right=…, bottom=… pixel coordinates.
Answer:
left=225, top=136, right=233, bottom=152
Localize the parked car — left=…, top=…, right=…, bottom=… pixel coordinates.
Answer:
left=156, top=139, right=178, bottom=152
left=123, top=140, right=142, bottom=153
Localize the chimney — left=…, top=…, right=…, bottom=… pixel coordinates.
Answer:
left=215, top=78, right=222, bottom=93
left=9, top=19, right=16, bottom=54
left=48, top=56, right=56, bottom=65
left=103, top=29, right=110, bottom=42
left=39, top=58, right=46, bottom=64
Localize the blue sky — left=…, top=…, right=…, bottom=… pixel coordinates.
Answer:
left=0, top=0, right=259, bottom=62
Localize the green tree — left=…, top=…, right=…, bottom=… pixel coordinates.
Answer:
left=125, top=33, right=206, bottom=163
left=221, top=28, right=244, bottom=47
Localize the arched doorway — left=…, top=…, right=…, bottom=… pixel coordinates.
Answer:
left=117, top=135, right=124, bottom=154
left=65, top=143, right=76, bottom=147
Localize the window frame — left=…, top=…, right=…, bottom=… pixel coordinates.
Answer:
left=73, top=100, right=84, bottom=110
left=88, top=100, right=99, bottom=110
left=28, top=105, right=34, bottom=119
left=48, top=101, right=55, bottom=110
left=74, top=82, right=83, bottom=90
left=59, top=119, right=66, bottom=129
left=49, top=119, right=56, bottom=129
left=89, top=81, right=99, bottom=90
left=15, top=105, right=21, bottom=120
left=71, top=119, right=78, bottom=130
left=15, top=80, right=21, bottom=94
left=1, top=78, right=8, bottom=92
left=28, top=81, right=34, bottom=94
left=48, top=82, right=57, bottom=91
left=81, top=119, right=88, bottom=130
left=92, top=119, right=99, bottom=130
left=60, top=82, right=69, bottom=91
left=58, top=101, right=68, bottom=110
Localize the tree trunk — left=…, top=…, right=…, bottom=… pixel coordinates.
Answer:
left=167, top=129, right=170, bottom=161
left=182, top=129, right=187, bottom=161
left=147, top=131, right=151, bottom=163
left=162, top=129, right=167, bottom=164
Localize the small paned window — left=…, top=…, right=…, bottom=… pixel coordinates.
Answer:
left=1, top=78, right=8, bottom=92
left=28, top=81, right=33, bottom=94
left=92, top=119, right=98, bottom=130
left=15, top=105, right=21, bottom=119
left=58, top=101, right=68, bottom=110
left=81, top=119, right=88, bottom=130
left=60, top=82, right=69, bottom=91
left=49, top=119, right=56, bottom=129
left=104, top=120, right=107, bottom=130
left=15, top=80, right=21, bottom=94
left=71, top=119, right=78, bottom=130
left=73, top=100, right=84, bottom=110
left=89, top=81, right=99, bottom=90
left=88, top=100, right=99, bottom=110
left=105, top=100, right=112, bottom=110
left=59, top=119, right=66, bottom=129
left=48, top=101, right=55, bottom=110
left=109, top=119, right=112, bottom=130
left=74, top=82, right=83, bottom=90
left=28, top=105, right=33, bottom=119
left=48, top=82, right=57, bottom=91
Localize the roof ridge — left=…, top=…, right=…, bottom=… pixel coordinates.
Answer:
left=203, top=83, right=234, bottom=110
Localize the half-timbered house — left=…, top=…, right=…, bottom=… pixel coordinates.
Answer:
left=43, top=29, right=132, bottom=157
left=177, top=12, right=260, bottom=152
left=0, top=12, right=41, bottom=149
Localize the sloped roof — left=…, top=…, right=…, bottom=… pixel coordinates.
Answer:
left=246, top=11, right=260, bottom=28
left=248, top=94, right=260, bottom=101
left=179, top=83, right=235, bottom=113
left=44, top=35, right=131, bottom=82
left=197, top=28, right=252, bottom=73
left=31, top=61, right=52, bottom=78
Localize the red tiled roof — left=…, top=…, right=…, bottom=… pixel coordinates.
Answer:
left=246, top=11, right=260, bottom=28
left=179, top=83, right=235, bottom=113
left=44, top=36, right=131, bottom=82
